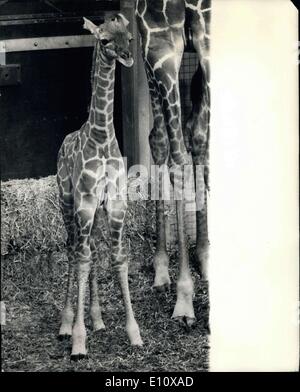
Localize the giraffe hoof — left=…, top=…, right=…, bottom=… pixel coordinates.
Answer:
left=153, top=282, right=170, bottom=293
left=173, top=316, right=196, bottom=331
left=131, top=338, right=144, bottom=347
left=93, top=325, right=106, bottom=334
left=58, top=334, right=72, bottom=341
left=127, top=322, right=143, bottom=346
left=92, top=320, right=106, bottom=332
left=70, top=353, right=88, bottom=362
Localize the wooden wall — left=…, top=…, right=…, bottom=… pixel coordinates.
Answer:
left=120, top=0, right=151, bottom=171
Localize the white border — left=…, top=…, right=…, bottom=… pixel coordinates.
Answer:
left=209, top=0, right=299, bottom=371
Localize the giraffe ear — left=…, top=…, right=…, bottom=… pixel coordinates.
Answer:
left=83, top=17, right=98, bottom=35
left=117, top=13, right=130, bottom=27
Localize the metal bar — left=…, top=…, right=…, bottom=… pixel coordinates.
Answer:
left=0, top=12, right=110, bottom=21
left=0, top=13, right=71, bottom=21
left=0, top=17, right=100, bottom=26
left=0, top=35, right=96, bottom=52
left=0, top=12, right=115, bottom=26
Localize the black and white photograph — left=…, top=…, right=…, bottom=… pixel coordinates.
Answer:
left=0, top=0, right=299, bottom=374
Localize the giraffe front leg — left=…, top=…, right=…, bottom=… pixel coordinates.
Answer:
left=89, top=237, right=105, bottom=332
left=59, top=258, right=75, bottom=339
left=57, top=197, right=75, bottom=340
left=71, top=199, right=97, bottom=360
left=195, top=214, right=209, bottom=280
left=107, top=200, right=143, bottom=346
left=187, top=68, right=210, bottom=279
left=172, top=199, right=196, bottom=329
left=153, top=200, right=171, bottom=292
left=188, top=8, right=211, bottom=280
left=152, top=169, right=170, bottom=292
left=147, top=101, right=171, bottom=292
left=194, top=163, right=209, bottom=280
left=117, top=264, right=143, bottom=346
left=71, top=261, right=91, bottom=360
left=193, top=154, right=209, bottom=280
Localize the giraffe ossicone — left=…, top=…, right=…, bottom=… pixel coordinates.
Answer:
left=57, top=15, right=142, bottom=361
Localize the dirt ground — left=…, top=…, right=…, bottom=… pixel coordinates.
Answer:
left=1, top=245, right=209, bottom=372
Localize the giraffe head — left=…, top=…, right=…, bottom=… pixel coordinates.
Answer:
left=83, top=15, right=133, bottom=67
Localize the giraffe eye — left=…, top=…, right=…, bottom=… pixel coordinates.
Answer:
left=101, top=39, right=109, bottom=46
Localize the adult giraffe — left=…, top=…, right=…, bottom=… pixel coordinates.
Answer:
left=135, top=0, right=210, bottom=327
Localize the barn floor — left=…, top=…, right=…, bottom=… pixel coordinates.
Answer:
left=1, top=248, right=209, bottom=372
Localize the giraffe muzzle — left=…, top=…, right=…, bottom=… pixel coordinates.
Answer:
left=117, top=51, right=134, bottom=67
left=117, top=56, right=134, bottom=67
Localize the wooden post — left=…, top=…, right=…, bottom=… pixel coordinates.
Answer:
left=120, top=0, right=151, bottom=171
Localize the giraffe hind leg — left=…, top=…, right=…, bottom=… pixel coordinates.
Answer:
left=147, top=71, right=171, bottom=293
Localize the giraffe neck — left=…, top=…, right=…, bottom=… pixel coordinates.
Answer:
left=87, top=42, right=116, bottom=144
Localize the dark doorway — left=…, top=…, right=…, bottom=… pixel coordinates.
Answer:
left=0, top=0, right=123, bottom=181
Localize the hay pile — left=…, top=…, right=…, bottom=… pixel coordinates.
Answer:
left=1, top=176, right=64, bottom=256
left=1, top=176, right=156, bottom=258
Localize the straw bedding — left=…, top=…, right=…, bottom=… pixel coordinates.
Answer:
left=1, top=175, right=209, bottom=372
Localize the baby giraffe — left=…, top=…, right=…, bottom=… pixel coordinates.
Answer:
left=57, top=15, right=143, bottom=360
